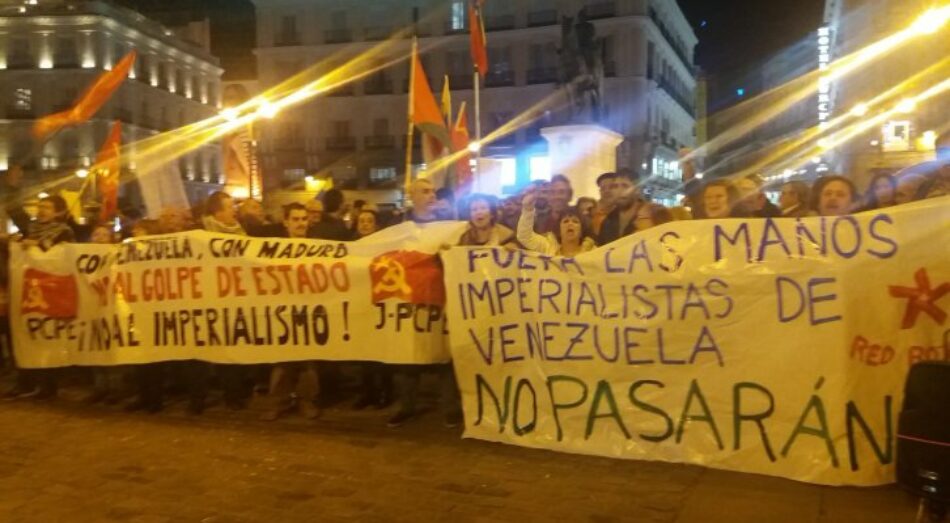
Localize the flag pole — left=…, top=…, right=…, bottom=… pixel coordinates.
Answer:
left=404, top=37, right=417, bottom=197
left=473, top=68, right=481, bottom=193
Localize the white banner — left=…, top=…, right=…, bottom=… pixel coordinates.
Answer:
left=442, top=197, right=950, bottom=486
left=11, top=221, right=466, bottom=367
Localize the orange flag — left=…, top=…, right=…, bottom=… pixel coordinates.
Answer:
left=32, top=51, right=137, bottom=141
left=451, top=102, right=473, bottom=190
left=409, top=40, right=450, bottom=149
left=469, top=1, right=488, bottom=76
left=94, top=121, right=122, bottom=222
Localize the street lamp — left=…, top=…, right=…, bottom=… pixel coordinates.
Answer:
left=75, top=168, right=89, bottom=179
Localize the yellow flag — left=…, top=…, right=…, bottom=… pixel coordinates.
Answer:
left=440, top=75, right=452, bottom=126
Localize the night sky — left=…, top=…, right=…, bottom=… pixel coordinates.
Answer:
left=680, top=0, right=824, bottom=73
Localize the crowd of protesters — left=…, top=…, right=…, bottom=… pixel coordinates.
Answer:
left=0, top=154, right=947, bottom=428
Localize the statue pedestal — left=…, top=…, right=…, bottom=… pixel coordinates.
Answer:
left=541, top=124, right=623, bottom=201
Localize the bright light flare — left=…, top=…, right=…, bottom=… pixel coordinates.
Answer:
left=256, top=101, right=279, bottom=119
left=221, top=107, right=239, bottom=122
left=467, top=141, right=481, bottom=153
left=896, top=98, right=916, bottom=113
left=909, top=7, right=950, bottom=35
left=850, top=103, right=869, bottom=117
left=75, top=169, right=89, bottom=179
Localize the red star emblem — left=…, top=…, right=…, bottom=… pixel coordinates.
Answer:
left=888, top=268, right=950, bottom=329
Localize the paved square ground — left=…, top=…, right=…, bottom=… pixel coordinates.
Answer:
left=0, top=384, right=921, bottom=523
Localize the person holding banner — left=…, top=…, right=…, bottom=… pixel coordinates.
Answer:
left=388, top=178, right=462, bottom=428
left=863, top=173, right=897, bottom=211
left=2, top=194, right=75, bottom=400
left=779, top=181, right=813, bottom=218
left=517, top=185, right=596, bottom=257
left=260, top=202, right=322, bottom=421
left=351, top=208, right=394, bottom=410
left=202, top=192, right=252, bottom=411
left=812, top=175, right=859, bottom=217
left=85, top=225, right=128, bottom=405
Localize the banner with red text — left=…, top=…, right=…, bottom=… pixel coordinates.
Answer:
left=11, top=222, right=466, bottom=367
left=442, top=197, right=950, bottom=486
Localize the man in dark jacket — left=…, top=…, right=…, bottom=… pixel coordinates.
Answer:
left=597, top=171, right=642, bottom=246
left=308, top=189, right=350, bottom=241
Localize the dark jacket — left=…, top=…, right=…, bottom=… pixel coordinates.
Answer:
left=597, top=205, right=637, bottom=246
left=307, top=215, right=350, bottom=241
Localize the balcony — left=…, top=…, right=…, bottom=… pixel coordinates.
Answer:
left=649, top=8, right=694, bottom=73
left=485, top=69, right=515, bottom=87
left=364, top=26, right=392, bottom=41
left=364, top=135, right=395, bottom=149
left=658, top=78, right=694, bottom=116
left=485, top=14, right=515, bottom=31
left=526, top=67, right=558, bottom=84
left=274, top=33, right=301, bottom=47
left=7, top=55, right=33, bottom=69
left=326, top=136, right=356, bottom=150
left=53, top=55, right=78, bottom=69
left=324, top=29, right=353, bottom=44
left=363, top=77, right=393, bottom=95
left=3, top=106, right=34, bottom=119
left=448, top=73, right=474, bottom=90
left=584, top=1, right=616, bottom=20
left=527, top=9, right=558, bottom=27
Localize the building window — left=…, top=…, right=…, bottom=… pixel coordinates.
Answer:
left=332, top=120, right=351, bottom=137
left=10, top=38, right=31, bottom=68
left=499, top=157, right=517, bottom=186
left=278, top=15, right=299, bottom=45
left=14, top=88, right=32, bottom=111
left=450, top=1, right=466, bottom=31
left=54, top=36, right=77, bottom=68
left=41, top=156, right=57, bottom=170
left=647, top=41, right=655, bottom=79
left=369, top=167, right=396, bottom=181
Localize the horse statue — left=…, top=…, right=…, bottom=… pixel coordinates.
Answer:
left=557, top=9, right=604, bottom=122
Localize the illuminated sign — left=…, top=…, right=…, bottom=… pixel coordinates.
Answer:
left=882, top=121, right=911, bottom=152
left=817, top=26, right=833, bottom=125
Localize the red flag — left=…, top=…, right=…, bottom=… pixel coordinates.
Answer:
left=95, top=121, right=122, bottom=222
left=452, top=102, right=473, bottom=190
left=32, top=50, right=137, bottom=141
left=469, top=1, right=488, bottom=77
left=369, top=251, right=446, bottom=306
left=20, top=269, right=79, bottom=319
left=409, top=40, right=450, bottom=149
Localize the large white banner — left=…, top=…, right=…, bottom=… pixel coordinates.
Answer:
left=12, top=222, right=465, bottom=367
left=442, top=197, right=950, bottom=486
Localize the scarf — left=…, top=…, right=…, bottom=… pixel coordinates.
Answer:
left=202, top=215, right=245, bottom=235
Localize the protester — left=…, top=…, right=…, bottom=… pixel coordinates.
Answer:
left=351, top=208, right=394, bottom=410
left=3, top=194, right=75, bottom=400
left=590, top=171, right=617, bottom=236
left=736, top=174, right=781, bottom=218
left=812, top=175, right=859, bottom=217
left=779, top=181, right=812, bottom=218
left=309, top=189, right=350, bottom=241
left=914, top=161, right=949, bottom=200
left=498, top=195, right=522, bottom=231
left=388, top=178, right=460, bottom=428
left=237, top=198, right=281, bottom=237
left=434, top=187, right=456, bottom=220
left=529, top=180, right=554, bottom=234
left=576, top=197, right=596, bottom=219
left=699, top=179, right=742, bottom=219
left=863, top=173, right=896, bottom=210
left=894, top=169, right=927, bottom=205
left=260, top=203, right=321, bottom=421
left=633, top=203, right=674, bottom=231
left=85, top=225, right=128, bottom=405
left=597, top=170, right=641, bottom=245
left=201, top=192, right=252, bottom=411
left=305, top=199, right=324, bottom=228
left=457, top=194, right=515, bottom=247
left=124, top=219, right=166, bottom=413
left=518, top=185, right=596, bottom=257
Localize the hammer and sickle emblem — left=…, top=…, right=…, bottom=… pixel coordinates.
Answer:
left=23, top=279, right=49, bottom=310
left=372, top=256, right=412, bottom=297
